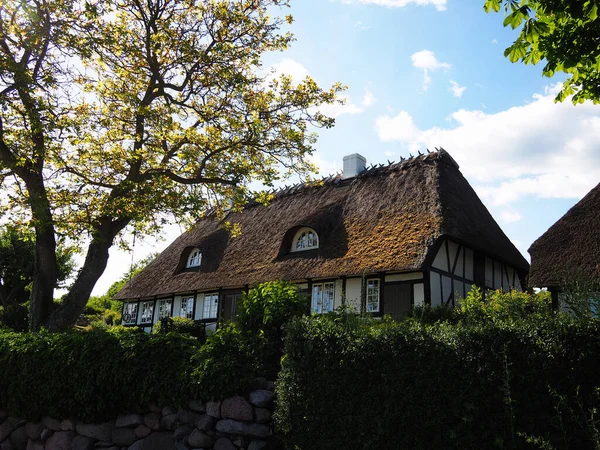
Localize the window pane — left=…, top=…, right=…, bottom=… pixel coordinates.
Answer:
left=312, top=285, right=323, bottom=313
left=123, top=303, right=138, bottom=325
left=141, top=301, right=153, bottom=323
left=203, top=294, right=218, bottom=319
left=323, top=282, right=334, bottom=312
left=367, top=280, right=380, bottom=312
left=158, top=299, right=172, bottom=319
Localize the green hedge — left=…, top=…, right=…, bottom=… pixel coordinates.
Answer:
left=0, top=326, right=262, bottom=421
left=275, top=314, right=600, bottom=450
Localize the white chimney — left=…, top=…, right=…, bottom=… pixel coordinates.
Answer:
left=342, top=153, right=367, bottom=179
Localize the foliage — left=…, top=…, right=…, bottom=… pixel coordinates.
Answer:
left=275, top=302, right=600, bottom=450
left=0, top=0, right=343, bottom=331
left=558, top=278, right=600, bottom=320
left=153, top=317, right=207, bottom=343
left=191, top=323, right=265, bottom=400
left=237, top=280, right=308, bottom=377
left=0, top=327, right=200, bottom=420
left=484, top=0, right=600, bottom=103
left=0, top=226, right=75, bottom=307
left=457, top=287, right=553, bottom=325
left=0, top=304, right=29, bottom=332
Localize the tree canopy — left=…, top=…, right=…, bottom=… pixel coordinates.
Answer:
left=0, top=0, right=342, bottom=330
left=0, top=226, right=75, bottom=307
left=485, top=0, right=600, bottom=103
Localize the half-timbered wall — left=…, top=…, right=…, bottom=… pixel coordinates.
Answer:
left=430, top=239, right=475, bottom=307
left=484, top=257, right=522, bottom=291
left=429, top=238, right=523, bottom=307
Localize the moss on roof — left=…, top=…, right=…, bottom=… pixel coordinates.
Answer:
left=115, top=150, right=528, bottom=299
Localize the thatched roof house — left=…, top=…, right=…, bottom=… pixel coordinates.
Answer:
left=528, top=182, right=600, bottom=291
left=116, top=149, right=529, bottom=331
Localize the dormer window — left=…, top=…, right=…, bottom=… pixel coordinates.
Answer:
left=187, top=248, right=202, bottom=268
left=291, top=227, right=319, bottom=252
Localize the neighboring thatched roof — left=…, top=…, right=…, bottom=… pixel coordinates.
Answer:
left=528, top=182, right=600, bottom=288
left=115, top=149, right=528, bottom=300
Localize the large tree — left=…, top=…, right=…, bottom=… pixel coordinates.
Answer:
left=0, top=0, right=342, bottom=331
left=485, top=0, right=600, bottom=103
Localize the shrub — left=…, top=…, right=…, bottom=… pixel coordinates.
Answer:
left=153, top=317, right=207, bottom=343
left=191, top=323, right=264, bottom=399
left=0, top=327, right=200, bottom=420
left=0, top=303, right=29, bottom=331
left=275, top=314, right=600, bottom=450
left=237, top=280, right=308, bottom=376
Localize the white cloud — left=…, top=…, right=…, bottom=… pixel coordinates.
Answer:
left=362, top=89, right=376, bottom=107
left=374, top=83, right=600, bottom=207
left=449, top=80, right=466, bottom=98
left=309, top=152, right=340, bottom=176
left=411, top=50, right=451, bottom=90
left=320, top=88, right=377, bottom=118
left=500, top=210, right=523, bottom=223
left=267, top=58, right=310, bottom=83
left=341, top=0, right=447, bottom=11
left=492, top=38, right=498, bottom=44
left=354, top=20, right=371, bottom=30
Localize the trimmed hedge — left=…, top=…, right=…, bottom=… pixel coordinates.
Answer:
left=0, top=326, right=259, bottom=421
left=275, top=314, right=600, bottom=450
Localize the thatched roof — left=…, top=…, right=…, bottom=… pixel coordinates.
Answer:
left=115, top=149, right=528, bottom=300
left=528, top=182, right=600, bottom=288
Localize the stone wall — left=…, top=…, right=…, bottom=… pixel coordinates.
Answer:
left=0, top=380, right=277, bottom=450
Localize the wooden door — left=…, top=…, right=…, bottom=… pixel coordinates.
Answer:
left=383, top=283, right=412, bottom=320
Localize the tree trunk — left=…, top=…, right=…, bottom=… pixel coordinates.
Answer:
left=46, top=218, right=130, bottom=332
left=25, top=174, right=57, bottom=331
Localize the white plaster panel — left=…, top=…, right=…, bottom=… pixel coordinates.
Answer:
left=465, top=248, right=474, bottom=281
left=413, top=283, right=424, bottom=307
left=448, top=240, right=459, bottom=273
left=345, top=277, right=362, bottom=312
left=385, top=272, right=423, bottom=282
left=430, top=272, right=442, bottom=307
left=432, top=241, right=449, bottom=272
left=485, top=257, right=493, bottom=287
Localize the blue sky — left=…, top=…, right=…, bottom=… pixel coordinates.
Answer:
left=93, top=0, right=600, bottom=294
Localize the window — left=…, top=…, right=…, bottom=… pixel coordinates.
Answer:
left=158, top=299, right=172, bottom=320
left=122, top=302, right=138, bottom=325
left=180, top=296, right=194, bottom=319
left=291, top=227, right=319, bottom=252
left=202, top=293, right=219, bottom=319
left=187, top=248, right=202, bottom=268
left=366, top=279, right=380, bottom=313
left=140, top=301, right=154, bottom=324
left=312, top=282, right=334, bottom=314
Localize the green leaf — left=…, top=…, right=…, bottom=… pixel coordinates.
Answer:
left=484, top=0, right=502, bottom=13
left=505, top=41, right=528, bottom=62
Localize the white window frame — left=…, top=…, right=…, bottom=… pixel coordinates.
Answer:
left=122, top=302, right=138, bottom=325
left=140, top=301, right=154, bottom=324
left=186, top=248, right=202, bottom=268
left=311, top=282, right=335, bottom=314
left=202, top=293, right=219, bottom=319
left=366, top=279, right=380, bottom=313
left=291, top=227, right=319, bottom=252
left=180, top=296, right=195, bottom=319
left=158, top=299, right=172, bottom=320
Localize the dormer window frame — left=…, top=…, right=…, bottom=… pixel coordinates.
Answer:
left=186, top=248, right=202, bottom=268
left=291, top=227, right=319, bottom=252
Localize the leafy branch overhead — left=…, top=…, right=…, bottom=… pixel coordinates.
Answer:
left=0, top=0, right=343, bottom=330
left=485, top=0, right=600, bottom=103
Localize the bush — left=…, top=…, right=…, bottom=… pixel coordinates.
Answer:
left=0, top=303, right=29, bottom=331
left=0, top=327, right=200, bottom=420
left=275, top=313, right=600, bottom=450
left=237, top=280, right=308, bottom=376
left=153, top=317, right=207, bottom=343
